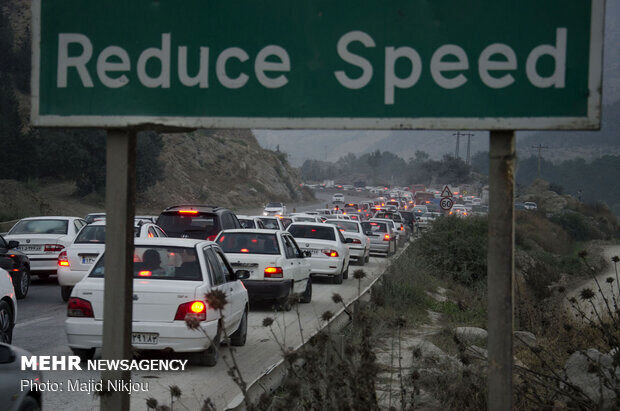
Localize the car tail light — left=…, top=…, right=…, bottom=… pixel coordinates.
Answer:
left=400, top=226, right=404, bottom=231
left=138, top=270, right=152, bottom=277
left=207, top=234, right=217, bottom=241
left=178, top=210, right=198, bottom=214
left=174, top=300, right=207, bottom=321
left=67, top=297, right=94, bottom=318
left=323, top=250, right=339, bottom=257
left=58, top=251, right=70, bottom=267
left=383, top=234, right=390, bottom=241
left=350, top=239, right=361, bottom=244
left=264, top=267, right=283, bottom=278
left=45, top=244, right=64, bottom=252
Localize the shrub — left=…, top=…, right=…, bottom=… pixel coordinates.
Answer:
left=413, top=216, right=487, bottom=286
left=550, top=212, right=591, bottom=242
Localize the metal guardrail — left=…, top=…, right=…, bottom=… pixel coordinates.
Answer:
left=225, top=242, right=411, bottom=410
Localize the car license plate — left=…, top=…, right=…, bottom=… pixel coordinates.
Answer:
left=18, top=245, right=42, bottom=252
left=132, top=333, right=158, bottom=345
left=303, top=248, right=321, bottom=255
left=81, top=255, right=98, bottom=264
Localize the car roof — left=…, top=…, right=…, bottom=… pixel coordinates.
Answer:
left=86, top=220, right=153, bottom=228
left=324, top=219, right=360, bottom=225
left=18, top=216, right=81, bottom=221
left=289, top=222, right=334, bottom=228
left=134, top=238, right=211, bottom=247
left=220, top=229, right=281, bottom=234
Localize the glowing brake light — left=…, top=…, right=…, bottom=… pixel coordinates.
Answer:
left=322, top=250, right=339, bottom=257
left=175, top=300, right=207, bottom=321
left=240, top=248, right=249, bottom=253
left=178, top=210, right=198, bottom=214
left=207, top=234, right=217, bottom=241
left=264, top=267, right=283, bottom=278
left=58, top=251, right=70, bottom=267
left=383, top=234, right=391, bottom=241
left=138, top=270, right=152, bottom=277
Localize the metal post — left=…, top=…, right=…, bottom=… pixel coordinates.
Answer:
left=101, top=130, right=137, bottom=411
left=487, top=130, right=515, bottom=410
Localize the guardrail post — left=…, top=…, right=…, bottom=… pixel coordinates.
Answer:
left=101, top=129, right=136, bottom=411
left=487, top=130, right=515, bottom=410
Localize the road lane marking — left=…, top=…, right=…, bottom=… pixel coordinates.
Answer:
left=15, top=315, right=55, bottom=328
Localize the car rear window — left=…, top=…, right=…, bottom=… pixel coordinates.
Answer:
left=75, top=226, right=143, bottom=243
left=325, top=220, right=359, bottom=233
left=266, top=202, right=283, bottom=207
left=258, top=218, right=279, bottom=229
left=362, top=221, right=388, bottom=233
left=90, top=246, right=202, bottom=281
left=238, top=219, right=256, bottom=229
left=9, top=219, right=68, bottom=235
left=157, top=212, right=219, bottom=239
left=217, top=233, right=280, bottom=255
left=293, top=217, right=315, bottom=222
left=288, top=225, right=335, bottom=241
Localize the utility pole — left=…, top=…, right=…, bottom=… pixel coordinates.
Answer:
left=466, top=133, right=474, bottom=165
left=531, top=144, right=549, bottom=179
left=453, top=131, right=474, bottom=162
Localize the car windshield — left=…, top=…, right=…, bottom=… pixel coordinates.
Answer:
left=217, top=233, right=280, bottom=255
left=258, top=218, right=279, bottom=229
left=325, top=220, right=359, bottom=233
left=266, top=203, right=282, bottom=208
left=362, top=221, right=388, bottom=233
left=157, top=213, right=219, bottom=239
left=90, top=246, right=202, bottom=281
left=238, top=219, right=256, bottom=229
left=288, top=225, right=336, bottom=241
left=9, top=219, right=68, bottom=235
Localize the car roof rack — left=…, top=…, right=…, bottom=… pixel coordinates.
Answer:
left=163, top=204, right=222, bottom=211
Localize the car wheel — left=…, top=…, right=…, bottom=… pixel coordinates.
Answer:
left=229, top=308, right=248, bottom=347
left=14, top=267, right=31, bottom=299
left=299, top=278, right=312, bottom=303
left=18, top=395, right=40, bottom=411
left=190, top=325, right=221, bottom=366
left=342, top=265, right=349, bottom=280
left=71, top=348, right=95, bottom=362
left=0, top=301, right=13, bottom=344
left=61, top=286, right=73, bottom=302
left=332, top=270, right=343, bottom=285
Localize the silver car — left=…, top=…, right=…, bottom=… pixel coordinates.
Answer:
left=361, top=221, right=396, bottom=257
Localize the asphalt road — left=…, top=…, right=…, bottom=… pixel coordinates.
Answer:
left=12, top=189, right=391, bottom=410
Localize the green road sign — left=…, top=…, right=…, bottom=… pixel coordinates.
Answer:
left=31, top=0, right=604, bottom=130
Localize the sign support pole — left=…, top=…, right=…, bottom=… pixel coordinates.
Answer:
left=487, top=130, right=515, bottom=410
left=101, top=130, right=136, bottom=411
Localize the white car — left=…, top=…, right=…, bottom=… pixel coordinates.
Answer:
left=236, top=215, right=266, bottom=229
left=263, top=202, right=287, bottom=216
left=216, top=229, right=312, bottom=308
left=450, top=204, right=470, bottom=217
left=324, top=220, right=370, bottom=265
left=0, top=268, right=17, bottom=343
left=370, top=218, right=405, bottom=248
left=290, top=214, right=323, bottom=223
left=332, top=193, right=345, bottom=203
left=66, top=238, right=249, bottom=365
left=524, top=202, right=538, bottom=211
left=287, top=223, right=351, bottom=284
left=255, top=216, right=285, bottom=231
left=57, top=220, right=168, bottom=301
left=4, top=217, right=87, bottom=279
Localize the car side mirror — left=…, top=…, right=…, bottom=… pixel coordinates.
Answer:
left=0, top=345, right=16, bottom=364
left=235, top=269, right=251, bottom=280
left=345, top=238, right=354, bottom=244
left=7, top=240, right=19, bottom=249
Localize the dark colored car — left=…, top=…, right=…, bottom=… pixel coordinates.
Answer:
left=398, top=211, right=416, bottom=232
left=156, top=205, right=241, bottom=241
left=0, top=235, right=30, bottom=299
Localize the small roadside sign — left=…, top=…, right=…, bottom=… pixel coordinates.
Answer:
left=440, top=198, right=454, bottom=211
left=441, top=185, right=453, bottom=198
